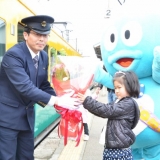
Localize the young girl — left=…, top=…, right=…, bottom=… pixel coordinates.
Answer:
left=78, top=71, right=140, bottom=160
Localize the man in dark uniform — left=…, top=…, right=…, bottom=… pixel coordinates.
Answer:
left=0, top=15, right=78, bottom=160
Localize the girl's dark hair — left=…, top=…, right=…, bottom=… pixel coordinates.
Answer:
left=113, top=71, right=140, bottom=98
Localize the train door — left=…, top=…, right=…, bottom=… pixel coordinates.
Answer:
left=0, top=19, right=5, bottom=66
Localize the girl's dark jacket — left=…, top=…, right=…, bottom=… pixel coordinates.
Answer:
left=83, top=96, right=140, bottom=149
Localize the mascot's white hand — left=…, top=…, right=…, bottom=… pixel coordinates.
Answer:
left=153, top=46, right=160, bottom=83
left=153, top=46, right=160, bottom=63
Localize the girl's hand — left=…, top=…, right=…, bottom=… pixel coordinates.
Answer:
left=77, top=89, right=91, bottom=103
left=77, top=93, right=86, bottom=103
left=95, top=87, right=101, bottom=95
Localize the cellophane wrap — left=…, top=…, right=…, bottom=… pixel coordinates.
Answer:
left=52, top=55, right=99, bottom=146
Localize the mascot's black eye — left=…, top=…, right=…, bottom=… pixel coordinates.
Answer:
left=110, top=33, right=115, bottom=43
left=121, top=21, right=142, bottom=46
left=125, top=30, right=130, bottom=39
left=104, top=26, right=118, bottom=51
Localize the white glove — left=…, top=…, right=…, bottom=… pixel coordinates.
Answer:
left=56, top=92, right=81, bottom=110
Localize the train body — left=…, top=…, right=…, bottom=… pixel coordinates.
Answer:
left=0, top=0, right=81, bottom=147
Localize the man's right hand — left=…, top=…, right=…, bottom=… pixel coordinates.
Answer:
left=55, top=92, right=81, bottom=110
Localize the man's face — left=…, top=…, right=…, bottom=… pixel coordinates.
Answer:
left=23, top=30, right=49, bottom=53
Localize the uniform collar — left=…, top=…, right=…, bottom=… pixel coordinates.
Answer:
left=26, top=44, right=40, bottom=59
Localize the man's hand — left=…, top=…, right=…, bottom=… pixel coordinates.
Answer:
left=55, top=89, right=81, bottom=110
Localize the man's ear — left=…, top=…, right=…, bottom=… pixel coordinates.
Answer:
left=23, top=32, right=28, bottom=41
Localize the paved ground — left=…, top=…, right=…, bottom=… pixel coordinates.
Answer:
left=34, top=87, right=108, bottom=160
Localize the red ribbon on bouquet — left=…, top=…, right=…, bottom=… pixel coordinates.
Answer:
left=55, top=105, right=83, bottom=147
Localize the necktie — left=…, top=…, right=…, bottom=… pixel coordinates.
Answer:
left=33, top=55, right=38, bottom=69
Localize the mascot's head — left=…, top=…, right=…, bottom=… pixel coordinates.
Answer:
left=101, top=0, right=160, bottom=78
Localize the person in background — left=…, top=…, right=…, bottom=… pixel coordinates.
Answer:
left=78, top=71, right=140, bottom=160
left=102, top=66, right=116, bottom=103
left=0, top=15, right=78, bottom=160
left=81, top=107, right=90, bottom=141
left=81, top=85, right=100, bottom=141
left=107, top=87, right=116, bottom=103
left=95, top=83, right=103, bottom=95
left=96, top=83, right=116, bottom=103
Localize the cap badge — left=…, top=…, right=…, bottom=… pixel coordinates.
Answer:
left=41, top=21, right=46, bottom=27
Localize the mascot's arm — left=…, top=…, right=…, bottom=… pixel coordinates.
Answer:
left=152, top=46, right=160, bottom=84
left=93, top=66, right=114, bottom=89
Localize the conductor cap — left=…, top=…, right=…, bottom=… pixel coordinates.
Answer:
left=21, top=15, right=54, bottom=34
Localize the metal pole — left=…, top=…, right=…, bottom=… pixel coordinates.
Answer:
left=76, top=38, right=77, bottom=51
left=65, top=30, right=69, bottom=42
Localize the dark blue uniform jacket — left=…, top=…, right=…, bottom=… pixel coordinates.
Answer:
left=0, top=42, right=56, bottom=131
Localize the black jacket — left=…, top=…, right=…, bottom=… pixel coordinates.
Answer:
left=83, top=96, right=140, bottom=149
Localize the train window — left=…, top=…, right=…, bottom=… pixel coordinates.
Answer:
left=43, top=45, right=48, bottom=53
left=51, top=48, right=56, bottom=56
left=18, top=23, right=24, bottom=42
left=0, top=19, right=5, bottom=66
left=57, top=49, right=66, bottom=56
left=49, top=48, right=67, bottom=85
left=50, top=48, right=57, bottom=85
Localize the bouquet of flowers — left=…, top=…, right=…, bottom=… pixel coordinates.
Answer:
left=52, top=55, right=98, bottom=146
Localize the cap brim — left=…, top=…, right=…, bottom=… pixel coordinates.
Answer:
left=32, top=29, right=50, bottom=35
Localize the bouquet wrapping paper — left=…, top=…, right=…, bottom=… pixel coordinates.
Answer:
left=52, top=55, right=99, bottom=146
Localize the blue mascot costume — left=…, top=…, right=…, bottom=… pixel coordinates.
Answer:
left=94, top=0, right=160, bottom=159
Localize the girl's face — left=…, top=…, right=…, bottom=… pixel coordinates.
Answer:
left=114, top=80, right=129, bottom=100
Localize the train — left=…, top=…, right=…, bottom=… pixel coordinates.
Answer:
left=0, top=0, right=81, bottom=147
